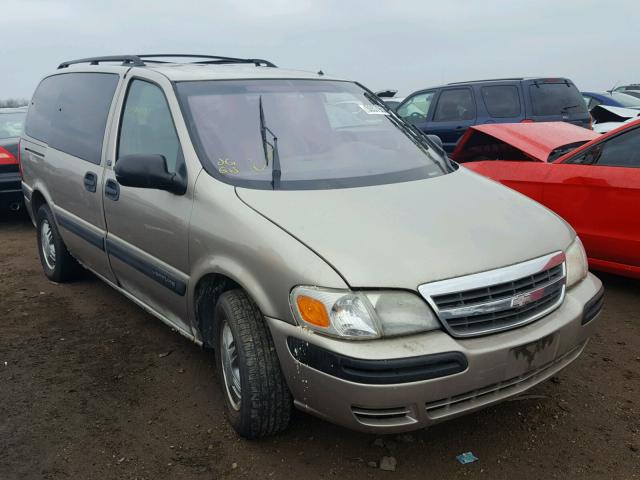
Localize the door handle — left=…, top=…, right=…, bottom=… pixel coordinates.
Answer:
left=25, top=147, right=45, bottom=158
left=104, top=179, right=120, bottom=201
left=84, top=172, right=97, bottom=192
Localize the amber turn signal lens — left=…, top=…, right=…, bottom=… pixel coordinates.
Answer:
left=296, top=295, right=330, bottom=328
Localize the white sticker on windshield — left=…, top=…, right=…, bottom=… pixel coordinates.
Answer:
left=359, top=104, right=389, bottom=115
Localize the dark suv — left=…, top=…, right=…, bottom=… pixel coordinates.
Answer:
left=396, top=78, right=591, bottom=152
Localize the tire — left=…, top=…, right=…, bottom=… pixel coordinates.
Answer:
left=36, top=204, right=80, bottom=282
left=214, top=289, right=292, bottom=438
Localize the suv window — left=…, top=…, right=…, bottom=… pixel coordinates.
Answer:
left=397, top=92, right=434, bottom=123
left=433, top=89, right=475, bottom=122
left=567, top=128, right=640, bottom=168
left=25, top=73, right=118, bottom=164
left=528, top=82, right=588, bottom=116
left=118, top=80, right=181, bottom=173
left=481, top=85, right=520, bottom=117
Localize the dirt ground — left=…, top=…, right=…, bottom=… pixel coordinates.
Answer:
left=0, top=212, right=638, bottom=480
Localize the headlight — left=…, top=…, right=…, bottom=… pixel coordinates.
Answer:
left=290, top=286, right=440, bottom=340
left=565, top=236, right=588, bottom=288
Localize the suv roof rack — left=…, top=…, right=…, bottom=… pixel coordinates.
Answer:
left=58, top=54, right=277, bottom=69
left=447, top=77, right=525, bottom=85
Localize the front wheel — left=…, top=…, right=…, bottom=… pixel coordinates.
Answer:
left=214, top=290, right=292, bottom=438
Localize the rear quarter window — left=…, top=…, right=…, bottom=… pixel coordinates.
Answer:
left=25, top=72, right=119, bottom=164
left=528, top=82, right=588, bottom=116
left=481, top=85, right=521, bottom=118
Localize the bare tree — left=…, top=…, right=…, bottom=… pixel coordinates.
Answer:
left=0, top=98, right=29, bottom=108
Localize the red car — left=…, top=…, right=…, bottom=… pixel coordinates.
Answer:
left=452, top=120, right=640, bottom=279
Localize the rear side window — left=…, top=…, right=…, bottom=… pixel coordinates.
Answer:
left=528, top=82, right=588, bottom=116
left=433, top=89, right=475, bottom=122
left=25, top=73, right=119, bottom=164
left=481, top=85, right=520, bottom=117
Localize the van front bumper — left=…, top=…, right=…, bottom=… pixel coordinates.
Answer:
left=267, top=273, right=603, bottom=433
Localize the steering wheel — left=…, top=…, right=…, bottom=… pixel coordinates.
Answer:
left=409, top=112, right=425, bottom=120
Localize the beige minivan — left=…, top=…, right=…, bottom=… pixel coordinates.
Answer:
left=20, top=54, right=604, bottom=438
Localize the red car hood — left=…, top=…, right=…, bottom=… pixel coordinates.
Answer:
left=451, top=122, right=599, bottom=162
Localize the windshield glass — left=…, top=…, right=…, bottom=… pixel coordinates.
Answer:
left=621, top=90, right=640, bottom=100
left=529, top=82, right=588, bottom=116
left=610, top=92, right=640, bottom=108
left=548, top=141, right=590, bottom=162
left=176, top=80, right=451, bottom=189
left=0, top=112, right=26, bottom=139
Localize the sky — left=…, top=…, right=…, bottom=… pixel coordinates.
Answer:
left=1, top=0, right=638, bottom=99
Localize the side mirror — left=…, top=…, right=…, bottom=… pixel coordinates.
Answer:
left=427, top=134, right=444, bottom=150
left=115, top=154, right=186, bottom=195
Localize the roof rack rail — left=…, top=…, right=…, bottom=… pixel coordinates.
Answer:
left=137, top=54, right=277, bottom=67
left=58, top=54, right=277, bottom=69
left=58, top=55, right=146, bottom=69
left=447, top=77, right=525, bottom=85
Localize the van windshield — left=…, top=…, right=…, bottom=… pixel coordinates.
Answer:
left=176, top=80, right=452, bottom=189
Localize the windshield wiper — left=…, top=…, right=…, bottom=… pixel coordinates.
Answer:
left=258, top=96, right=282, bottom=189
left=362, top=90, right=449, bottom=173
left=561, top=104, right=580, bottom=112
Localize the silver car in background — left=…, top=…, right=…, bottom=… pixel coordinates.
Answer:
left=20, top=54, right=603, bottom=438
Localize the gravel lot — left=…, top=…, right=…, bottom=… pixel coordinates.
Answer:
left=1, top=212, right=638, bottom=480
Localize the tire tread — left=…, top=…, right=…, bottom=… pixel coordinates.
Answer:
left=216, top=290, right=291, bottom=438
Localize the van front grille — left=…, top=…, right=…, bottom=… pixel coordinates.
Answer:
left=432, top=264, right=564, bottom=309
left=418, top=252, right=566, bottom=338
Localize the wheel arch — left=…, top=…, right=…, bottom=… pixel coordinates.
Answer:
left=192, top=272, right=244, bottom=348
left=30, top=189, right=48, bottom=219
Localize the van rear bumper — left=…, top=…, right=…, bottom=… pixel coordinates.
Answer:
left=267, top=273, right=602, bottom=433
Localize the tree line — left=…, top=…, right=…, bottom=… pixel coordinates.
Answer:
left=0, top=98, right=29, bottom=108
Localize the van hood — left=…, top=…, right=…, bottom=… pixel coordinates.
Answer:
left=236, top=168, right=573, bottom=290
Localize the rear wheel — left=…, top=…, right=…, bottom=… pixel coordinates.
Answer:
left=36, top=205, right=79, bottom=282
left=214, top=289, right=292, bottom=438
